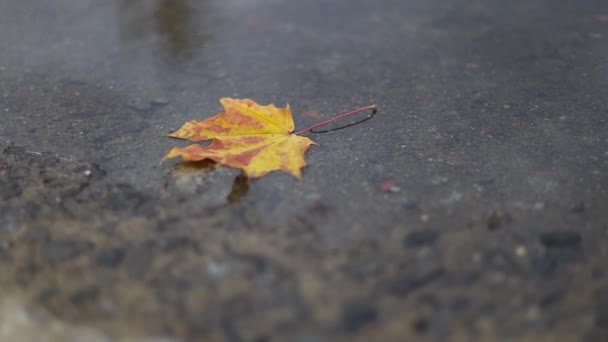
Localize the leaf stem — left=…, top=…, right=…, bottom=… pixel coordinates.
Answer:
left=294, top=105, right=377, bottom=135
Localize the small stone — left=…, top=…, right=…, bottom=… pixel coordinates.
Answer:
left=515, top=245, right=527, bottom=257
left=539, top=232, right=582, bottom=249
left=403, top=230, right=440, bottom=249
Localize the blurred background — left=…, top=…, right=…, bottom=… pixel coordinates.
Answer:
left=0, top=0, right=607, bottom=340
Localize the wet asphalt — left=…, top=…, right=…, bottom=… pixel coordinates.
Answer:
left=1, top=0, right=608, bottom=341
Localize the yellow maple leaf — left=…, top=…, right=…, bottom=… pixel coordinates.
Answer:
left=165, top=98, right=377, bottom=179
left=165, top=98, right=315, bottom=179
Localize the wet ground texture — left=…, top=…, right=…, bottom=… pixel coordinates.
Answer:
left=1, top=0, right=608, bottom=341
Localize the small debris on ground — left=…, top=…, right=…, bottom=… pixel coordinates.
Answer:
left=380, top=180, right=400, bottom=193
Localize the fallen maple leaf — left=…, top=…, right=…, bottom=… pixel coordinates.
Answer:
left=165, top=98, right=376, bottom=179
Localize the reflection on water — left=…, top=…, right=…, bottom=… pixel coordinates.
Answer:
left=153, top=0, right=193, bottom=56
left=114, top=0, right=211, bottom=61
left=227, top=173, right=250, bottom=204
